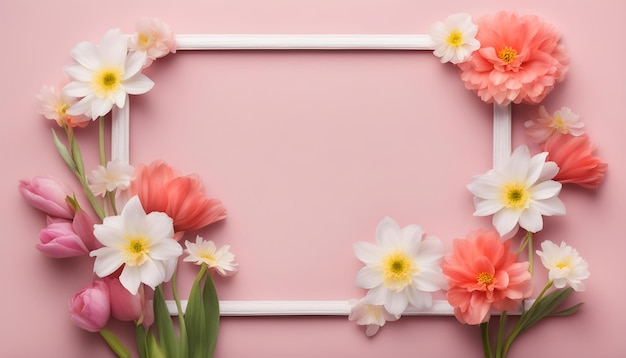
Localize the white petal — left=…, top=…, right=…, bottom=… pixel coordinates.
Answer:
left=120, top=196, right=148, bottom=236
left=538, top=161, right=559, bottom=182
left=493, top=208, right=520, bottom=236
left=100, top=29, right=128, bottom=67
left=91, top=96, right=114, bottom=118
left=401, top=224, right=423, bottom=253
left=64, top=64, right=94, bottom=82
left=91, top=247, right=125, bottom=277
left=413, top=236, right=443, bottom=264
left=506, top=146, right=531, bottom=181
left=413, top=268, right=446, bottom=292
left=526, top=151, right=549, bottom=185
left=63, top=81, right=93, bottom=98
left=150, top=239, right=183, bottom=261
left=93, top=221, right=125, bottom=247
left=120, top=265, right=142, bottom=295
left=384, top=291, right=408, bottom=316
left=354, top=242, right=383, bottom=265
left=376, top=217, right=402, bottom=246
left=406, top=289, right=433, bottom=309
left=531, top=197, right=566, bottom=216
left=531, top=180, right=561, bottom=200
left=124, top=51, right=148, bottom=78
left=356, top=267, right=383, bottom=289
left=70, top=41, right=103, bottom=70
left=519, top=206, right=543, bottom=233
left=364, top=285, right=387, bottom=305
left=122, top=74, right=154, bottom=95
left=473, top=199, right=504, bottom=216
left=138, top=258, right=166, bottom=289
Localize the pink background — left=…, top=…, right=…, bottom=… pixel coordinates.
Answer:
left=1, top=0, right=625, bottom=357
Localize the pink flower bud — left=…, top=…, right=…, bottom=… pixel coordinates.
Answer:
left=69, top=280, right=110, bottom=332
left=72, top=209, right=98, bottom=251
left=37, top=218, right=89, bottom=258
left=104, top=277, right=153, bottom=327
left=18, top=176, right=74, bottom=219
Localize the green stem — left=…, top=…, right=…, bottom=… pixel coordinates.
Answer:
left=172, top=270, right=189, bottom=358
left=98, top=117, right=106, bottom=166
left=495, top=312, right=507, bottom=358
left=527, top=232, right=534, bottom=276
left=480, top=322, right=492, bottom=358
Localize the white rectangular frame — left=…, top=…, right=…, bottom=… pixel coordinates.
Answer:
left=113, top=34, right=513, bottom=317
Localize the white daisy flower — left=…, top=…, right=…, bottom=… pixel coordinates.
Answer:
left=89, top=160, right=134, bottom=197
left=467, top=145, right=566, bottom=237
left=90, top=196, right=182, bottom=294
left=354, top=217, right=446, bottom=316
left=183, top=236, right=238, bottom=276
left=348, top=297, right=399, bottom=337
left=431, top=13, right=480, bottom=64
left=536, top=240, right=590, bottom=292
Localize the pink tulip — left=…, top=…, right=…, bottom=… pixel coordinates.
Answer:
left=72, top=208, right=98, bottom=250
left=104, top=277, right=154, bottom=327
left=69, top=280, right=110, bottom=332
left=130, top=160, right=227, bottom=233
left=543, top=134, right=608, bottom=189
left=37, top=218, right=89, bottom=258
left=18, top=176, right=74, bottom=219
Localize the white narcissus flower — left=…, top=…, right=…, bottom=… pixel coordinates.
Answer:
left=430, top=13, right=480, bottom=64
left=536, top=240, right=590, bottom=291
left=354, top=217, right=446, bottom=316
left=183, top=236, right=238, bottom=276
left=348, top=298, right=399, bottom=337
left=63, top=28, right=154, bottom=120
left=467, top=145, right=566, bottom=237
left=90, top=196, right=182, bottom=294
left=89, top=160, right=134, bottom=197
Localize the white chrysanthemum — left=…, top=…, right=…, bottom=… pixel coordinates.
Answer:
left=348, top=298, right=399, bottom=337
left=354, top=217, right=446, bottom=316
left=90, top=196, right=182, bottom=294
left=63, top=28, right=154, bottom=120
left=89, top=160, right=134, bottom=197
left=467, top=145, right=566, bottom=237
left=525, top=106, right=585, bottom=143
left=536, top=240, right=589, bottom=291
left=183, top=236, right=238, bottom=276
left=430, top=13, right=480, bottom=64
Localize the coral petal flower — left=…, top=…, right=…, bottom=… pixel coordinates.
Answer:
left=442, top=228, right=532, bottom=325
left=458, top=11, right=569, bottom=105
left=542, top=134, right=607, bottom=189
left=130, top=161, right=227, bottom=233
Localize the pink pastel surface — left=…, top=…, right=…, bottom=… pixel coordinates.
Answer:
left=1, top=0, right=625, bottom=357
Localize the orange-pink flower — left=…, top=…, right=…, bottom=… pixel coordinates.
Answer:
left=458, top=11, right=569, bottom=105
left=542, top=134, right=608, bottom=189
left=129, top=160, right=227, bottom=233
left=441, top=228, right=532, bottom=325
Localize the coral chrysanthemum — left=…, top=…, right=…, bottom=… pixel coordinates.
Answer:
left=442, top=228, right=533, bottom=325
left=457, top=11, right=569, bottom=105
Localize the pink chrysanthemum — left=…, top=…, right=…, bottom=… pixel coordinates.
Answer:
left=458, top=11, right=569, bottom=105
left=542, top=134, right=608, bottom=189
left=442, top=228, right=533, bottom=325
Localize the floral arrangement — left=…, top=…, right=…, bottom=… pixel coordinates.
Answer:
left=20, top=18, right=237, bottom=358
left=349, top=11, right=606, bottom=358
left=19, top=11, right=608, bottom=358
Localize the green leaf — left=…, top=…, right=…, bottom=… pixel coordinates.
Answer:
left=185, top=267, right=208, bottom=358
left=70, top=132, right=85, bottom=177
left=203, top=273, right=220, bottom=358
left=549, top=302, right=584, bottom=317
left=519, top=288, right=575, bottom=334
left=135, top=325, right=148, bottom=358
left=146, top=332, right=167, bottom=358
left=99, top=328, right=132, bottom=358
left=51, top=128, right=78, bottom=175
left=172, top=271, right=189, bottom=358
left=154, top=285, right=180, bottom=358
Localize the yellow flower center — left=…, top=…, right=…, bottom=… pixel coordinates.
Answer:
left=552, top=115, right=567, bottom=130
left=476, top=272, right=494, bottom=285
left=124, top=236, right=150, bottom=266
left=556, top=257, right=572, bottom=269
left=91, top=67, right=122, bottom=97
left=500, top=182, right=530, bottom=210
left=498, top=46, right=517, bottom=64
left=446, top=30, right=464, bottom=48
left=382, top=249, right=416, bottom=290
left=200, top=252, right=216, bottom=262
left=137, top=33, right=152, bottom=50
